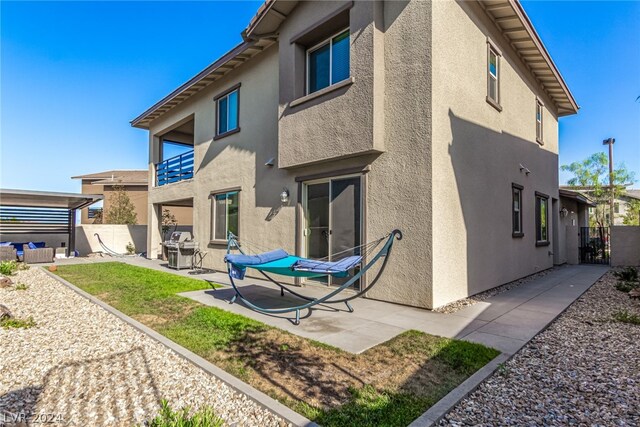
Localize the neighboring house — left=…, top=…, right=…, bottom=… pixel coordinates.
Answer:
left=131, top=0, right=578, bottom=309
left=72, top=170, right=192, bottom=226
left=560, top=186, right=640, bottom=226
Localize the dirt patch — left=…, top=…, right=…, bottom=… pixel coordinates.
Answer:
left=210, top=329, right=467, bottom=410
left=134, top=314, right=169, bottom=327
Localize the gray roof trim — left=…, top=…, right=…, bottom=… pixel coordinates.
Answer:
left=0, top=188, right=103, bottom=210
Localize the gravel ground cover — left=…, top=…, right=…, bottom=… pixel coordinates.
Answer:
left=440, top=268, right=640, bottom=426
left=0, top=268, right=287, bottom=427
left=434, top=267, right=561, bottom=314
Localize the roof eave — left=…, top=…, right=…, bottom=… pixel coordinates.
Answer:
left=130, top=41, right=252, bottom=130
left=509, top=0, right=579, bottom=115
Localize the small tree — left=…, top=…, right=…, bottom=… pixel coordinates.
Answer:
left=105, top=184, right=138, bottom=225
left=622, top=200, right=640, bottom=226
left=92, top=208, right=103, bottom=224
left=161, top=209, right=177, bottom=240
left=561, top=152, right=635, bottom=227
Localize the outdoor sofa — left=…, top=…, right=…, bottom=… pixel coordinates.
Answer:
left=0, top=242, right=54, bottom=264
left=0, top=245, right=17, bottom=262
left=21, top=243, right=55, bottom=264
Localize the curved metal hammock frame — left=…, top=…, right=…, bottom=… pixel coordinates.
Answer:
left=224, top=229, right=402, bottom=325
left=94, top=233, right=124, bottom=257
left=93, top=233, right=142, bottom=257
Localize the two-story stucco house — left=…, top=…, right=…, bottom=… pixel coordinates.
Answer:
left=131, top=0, right=578, bottom=309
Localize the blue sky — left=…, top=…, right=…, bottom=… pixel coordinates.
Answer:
left=1, top=1, right=638, bottom=193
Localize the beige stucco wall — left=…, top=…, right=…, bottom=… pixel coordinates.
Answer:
left=565, top=225, right=580, bottom=265
left=554, top=200, right=578, bottom=264
left=75, top=224, right=147, bottom=256
left=278, top=1, right=385, bottom=168
left=146, top=46, right=296, bottom=272
left=611, top=226, right=640, bottom=266
left=430, top=0, right=561, bottom=307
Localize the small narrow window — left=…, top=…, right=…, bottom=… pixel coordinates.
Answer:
left=487, top=43, right=500, bottom=108
left=307, top=29, right=350, bottom=95
left=216, top=88, right=239, bottom=137
left=536, top=99, right=544, bottom=144
left=535, top=193, right=549, bottom=245
left=512, top=184, right=523, bottom=237
left=211, top=191, right=239, bottom=241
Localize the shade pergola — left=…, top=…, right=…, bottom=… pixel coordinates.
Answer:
left=0, top=188, right=103, bottom=255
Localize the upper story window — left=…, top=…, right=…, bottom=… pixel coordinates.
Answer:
left=306, top=29, right=350, bottom=95
left=486, top=39, right=501, bottom=110
left=214, top=84, right=240, bottom=139
left=535, top=192, right=549, bottom=246
left=512, top=184, right=523, bottom=237
left=536, top=99, right=544, bottom=144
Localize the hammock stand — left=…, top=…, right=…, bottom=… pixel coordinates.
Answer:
left=224, top=229, right=402, bottom=325
left=93, top=233, right=143, bottom=257
left=94, top=233, right=124, bottom=257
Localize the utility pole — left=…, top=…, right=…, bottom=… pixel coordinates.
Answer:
left=602, top=138, right=615, bottom=226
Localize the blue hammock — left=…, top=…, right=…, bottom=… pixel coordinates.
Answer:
left=224, top=249, right=362, bottom=279
left=222, top=230, right=402, bottom=325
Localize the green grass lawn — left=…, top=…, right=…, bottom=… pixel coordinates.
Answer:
left=54, top=262, right=499, bottom=427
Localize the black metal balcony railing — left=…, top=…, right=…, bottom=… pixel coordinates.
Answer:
left=156, top=150, right=194, bottom=186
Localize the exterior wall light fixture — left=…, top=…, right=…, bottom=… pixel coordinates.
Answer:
left=280, top=188, right=290, bottom=205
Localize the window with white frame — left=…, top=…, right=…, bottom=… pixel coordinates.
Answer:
left=512, top=184, right=523, bottom=237
left=216, top=88, right=239, bottom=137
left=487, top=43, right=500, bottom=106
left=306, top=29, right=350, bottom=95
left=211, top=190, right=239, bottom=241
left=536, top=99, right=544, bottom=143
left=535, top=193, right=549, bottom=245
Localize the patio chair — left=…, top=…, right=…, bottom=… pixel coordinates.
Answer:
left=22, top=243, right=54, bottom=264
left=0, top=246, right=17, bottom=262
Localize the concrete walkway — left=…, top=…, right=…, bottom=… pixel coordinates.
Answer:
left=51, top=257, right=607, bottom=355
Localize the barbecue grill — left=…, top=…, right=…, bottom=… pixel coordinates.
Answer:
left=164, top=231, right=198, bottom=270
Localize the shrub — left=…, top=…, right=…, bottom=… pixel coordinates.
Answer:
left=0, top=261, right=18, bottom=276
left=615, top=281, right=639, bottom=293
left=126, top=242, right=136, bottom=255
left=141, top=400, right=224, bottom=427
left=15, top=283, right=28, bottom=291
left=613, top=267, right=639, bottom=282
left=612, top=310, right=640, bottom=325
left=0, top=316, right=36, bottom=329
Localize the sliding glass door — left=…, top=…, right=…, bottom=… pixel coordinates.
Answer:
left=303, top=176, right=362, bottom=288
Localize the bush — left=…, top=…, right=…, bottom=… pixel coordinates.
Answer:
left=615, top=281, right=639, bottom=293
left=126, top=242, right=136, bottom=255
left=1, top=316, right=36, bottom=329
left=613, top=267, right=639, bottom=282
left=612, top=310, right=640, bottom=325
left=0, top=261, right=18, bottom=276
left=141, top=400, right=224, bottom=427
left=15, top=283, right=28, bottom=291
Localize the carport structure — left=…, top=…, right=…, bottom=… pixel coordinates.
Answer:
left=0, top=189, right=102, bottom=255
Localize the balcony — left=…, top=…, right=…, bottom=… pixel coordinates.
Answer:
left=156, top=150, right=194, bottom=186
